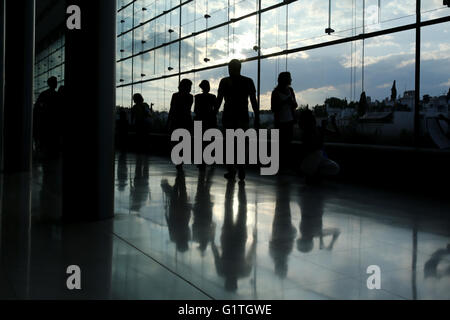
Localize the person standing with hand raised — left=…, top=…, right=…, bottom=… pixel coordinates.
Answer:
left=216, top=59, right=260, bottom=181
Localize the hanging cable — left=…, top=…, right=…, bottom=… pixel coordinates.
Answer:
left=227, top=0, right=230, bottom=57
left=350, top=0, right=354, bottom=101
left=253, top=0, right=259, bottom=55
left=204, top=0, right=211, bottom=63
left=378, top=0, right=381, bottom=24
left=141, top=6, right=147, bottom=85
left=232, top=0, right=236, bottom=55
left=325, top=0, right=335, bottom=35
left=285, top=3, right=289, bottom=71
left=168, top=6, right=174, bottom=71
left=276, top=8, right=279, bottom=76
left=362, top=0, right=366, bottom=94
left=193, top=1, right=196, bottom=67
left=153, top=0, right=157, bottom=76
left=353, top=0, right=357, bottom=101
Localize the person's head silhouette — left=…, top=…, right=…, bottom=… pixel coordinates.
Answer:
left=179, top=79, right=192, bottom=94
left=47, top=76, right=58, bottom=90
left=297, top=237, right=314, bottom=253
left=133, top=93, right=144, bottom=104
left=277, top=72, right=292, bottom=88
left=228, top=59, right=241, bottom=78
left=199, top=80, right=210, bottom=94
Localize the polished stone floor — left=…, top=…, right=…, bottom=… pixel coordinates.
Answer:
left=0, top=152, right=449, bottom=300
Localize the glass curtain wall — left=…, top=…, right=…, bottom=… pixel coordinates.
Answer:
left=34, top=34, right=65, bottom=101
left=33, top=1, right=449, bottom=147
left=116, top=0, right=450, bottom=147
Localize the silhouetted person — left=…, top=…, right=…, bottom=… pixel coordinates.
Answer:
left=391, top=80, right=397, bottom=102
left=116, top=151, right=128, bottom=192
left=192, top=167, right=216, bottom=255
left=131, top=93, right=151, bottom=151
left=194, top=80, right=218, bottom=170
left=298, top=108, right=340, bottom=183
left=358, top=91, right=368, bottom=117
left=297, top=188, right=340, bottom=253
left=216, top=59, right=260, bottom=181
left=34, top=76, right=60, bottom=155
left=211, top=180, right=256, bottom=292
left=161, top=170, right=192, bottom=253
left=271, top=72, right=298, bottom=169
left=269, top=178, right=296, bottom=278
left=195, top=80, right=218, bottom=130
left=130, top=153, right=150, bottom=212
left=168, top=79, right=194, bottom=170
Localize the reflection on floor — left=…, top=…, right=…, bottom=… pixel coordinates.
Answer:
left=1, top=152, right=449, bottom=299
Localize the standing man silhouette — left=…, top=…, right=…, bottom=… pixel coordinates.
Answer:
left=34, top=76, right=59, bottom=155
left=216, top=59, right=260, bottom=181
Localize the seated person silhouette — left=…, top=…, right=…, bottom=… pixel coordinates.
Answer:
left=297, top=191, right=340, bottom=253
left=161, top=170, right=192, bottom=253
left=298, top=108, right=340, bottom=184
left=211, top=180, right=256, bottom=292
left=216, top=59, right=260, bottom=181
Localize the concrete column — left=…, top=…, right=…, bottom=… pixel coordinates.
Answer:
left=62, top=0, right=116, bottom=222
left=0, top=0, right=5, bottom=172
left=3, top=0, right=35, bottom=173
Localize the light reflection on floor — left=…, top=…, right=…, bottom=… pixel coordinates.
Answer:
left=0, top=152, right=449, bottom=300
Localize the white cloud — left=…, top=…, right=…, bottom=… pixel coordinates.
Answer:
left=377, top=82, right=393, bottom=89
left=295, top=86, right=342, bottom=106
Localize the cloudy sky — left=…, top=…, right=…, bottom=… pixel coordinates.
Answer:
left=116, top=0, right=450, bottom=111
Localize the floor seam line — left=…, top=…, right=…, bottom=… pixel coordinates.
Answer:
left=111, top=231, right=216, bottom=300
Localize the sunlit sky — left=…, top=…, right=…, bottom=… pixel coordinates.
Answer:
left=115, top=0, right=450, bottom=110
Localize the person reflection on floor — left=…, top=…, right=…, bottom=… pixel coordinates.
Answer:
left=116, top=152, right=128, bottom=193
left=192, top=167, right=216, bottom=256
left=424, top=244, right=450, bottom=279
left=297, top=188, right=340, bottom=253
left=161, top=169, right=192, bottom=253
left=130, top=154, right=150, bottom=213
left=211, top=181, right=256, bottom=292
left=269, top=178, right=297, bottom=278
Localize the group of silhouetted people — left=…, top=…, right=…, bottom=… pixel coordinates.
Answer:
left=166, top=59, right=259, bottom=181
left=163, top=59, right=339, bottom=182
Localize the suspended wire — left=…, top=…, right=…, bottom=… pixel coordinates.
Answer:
left=285, top=3, right=289, bottom=71
left=353, top=0, right=357, bottom=101
left=233, top=0, right=236, bottom=55
left=350, top=0, right=354, bottom=101
left=204, top=0, right=210, bottom=63
left=362, top=0, right=365, bottom=94
left=378, top=0, right=381, bottom=24
left=276, top=7, right=279, bottom=77
left=227, top=0, right=230, bottom=57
